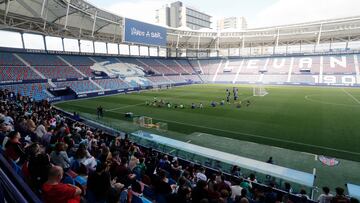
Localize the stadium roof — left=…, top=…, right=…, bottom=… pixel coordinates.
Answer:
left=1, top=0, right=360, bottom=49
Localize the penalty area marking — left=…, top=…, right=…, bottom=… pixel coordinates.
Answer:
left=304, top=94, right=360, bottom=108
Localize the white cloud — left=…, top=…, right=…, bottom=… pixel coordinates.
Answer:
left=253, top=0, right=360, bottom=28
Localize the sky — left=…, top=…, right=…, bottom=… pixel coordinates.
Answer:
left=87, top=0, right=360, bottom=28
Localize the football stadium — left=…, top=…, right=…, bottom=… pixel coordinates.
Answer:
left=0, top=0, right=359, bottom=202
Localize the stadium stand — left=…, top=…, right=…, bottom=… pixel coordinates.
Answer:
left=34, top=66, right=84, bottom=79
left=18, top=53, right=66, bottom=66
left=0, top=66, right=42, bottom=81
left=147, top=76, right=172, bottom=85
left=54, top=80, right=101, bottom=93
left=1, top=87, right=351, bottom=203
left=0, top=52, right=25, bottom=66
left=61, top=55, right=96, bottom=66
left=182, top=74, right=203, bottom=82
left=1, top=51, right=360, bottom=102
left=120, top=58, right=161, bottom=74
left=0, top=83, right=51, bottom=100
left=164, top=75, right=188, bottom=83
left=94, top=78, right=129, bottom=90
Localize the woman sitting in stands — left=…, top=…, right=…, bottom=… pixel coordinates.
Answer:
left=50, top=142, right=71, bottom=171
left=4, top=131, right=25, bottom=163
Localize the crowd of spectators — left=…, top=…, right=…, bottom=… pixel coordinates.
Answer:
left=0, top=88, right=359, bottom=203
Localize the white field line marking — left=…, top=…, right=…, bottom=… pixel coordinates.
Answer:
left=106, top=108, right=360, bottom=156
left=186, top=140, right=192, bottom=143
left=315, top=155, right=318, bottom=161
left=341, top=88, right=360, bottom=105
left=106, top=102, right=145, bottom=112
left=304, top=95, right=359, bottom=108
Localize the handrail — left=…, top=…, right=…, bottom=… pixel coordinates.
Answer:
left=0, top=153, right=42, bottom=203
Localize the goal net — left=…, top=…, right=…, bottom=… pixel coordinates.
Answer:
left=133, top=116, right=153, bottom=127
left=253, top=85, right=268, bottom=96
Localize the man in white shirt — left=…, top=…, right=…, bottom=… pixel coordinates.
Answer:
left=318, top=187, right=333, bottom=203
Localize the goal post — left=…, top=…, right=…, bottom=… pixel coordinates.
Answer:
left=133, top=116, right=153, bottom=127
left=253, top=85, right=268, bottom=96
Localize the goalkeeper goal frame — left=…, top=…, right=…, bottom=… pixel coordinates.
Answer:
left=253, top=85, right=268, bottom=96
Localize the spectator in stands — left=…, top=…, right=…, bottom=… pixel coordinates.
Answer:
left=215, top=175, right=231, bottom=194
left=42, top=165, right=82, bottom=203
left=25, top=143, right=51, bottom=190
left=34, top=119, right=47, bottom=139
left=298, top=189, right=310, bottom=200
left=1, top=109, right=14, bottom=131
left=239, top=178, right=252, bottom=194
left=331, top=187, right=350, bottom=203
left=231, top=178, right=243, bottom=201
left=239, top=188, right=249, bottom=202
left=265, top=183, right=278, bottom=203
left=86, top=162, right=113, bottom=203
left=122, top=181, right=151, bottom=203
left=169, top=186, right=192, bottom=203
left=231, top=165, right=242, bottom=177
left=154, top=169, right=173, bottom=202
left=318, top=186, right=333, bottom=203
left=248, top=173, right=257, bottom=183
left=133, top=157, right=147, bottom=181
left=158, top=155, right=171, bottom=172
left=41, top=127, right=53, bottom=148
left=284, top=182, right=293, bottom=194
left=207, top=174, right=217, bottom=194
left=26, top=115, right=37, bottom=134
left=170, top=158, right=181, bottom=180
left=192, top=180, right=209, bottom=203
left=196, top=167, right=207, bottom=182
left=50, top=142, right=71, bottom=170
left=4, top=131, right=25, bottom=163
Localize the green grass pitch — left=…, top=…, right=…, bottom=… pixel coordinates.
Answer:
left=55, top=84, right=360, bottom=194
left=56, top=84, right=360, bottom=161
